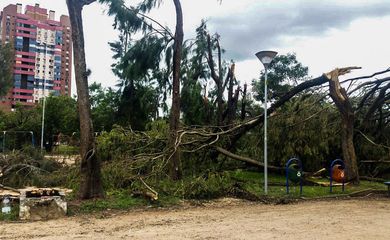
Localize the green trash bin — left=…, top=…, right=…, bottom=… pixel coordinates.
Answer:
left=287, top=163, right=302, bottom=183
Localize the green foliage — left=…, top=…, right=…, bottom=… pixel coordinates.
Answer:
left=0, top=147, right=63, bottom=188
left=180, top=20, right=234, bottom=125
left=237, top=94, right=341, bottom=172
left=96, top=124, right=167, bottom=163
left=99, top=0, right=164, bottom=35
left=146, top=172, right=234, bottom=200
left=0, top=96, right=78, bottom=151
left=0, top=111, right=6, bottom=130
left=1, top=104, right=41, bottom=138
left=89, top=82, right=120, bottom=131
left=108, top=28, right=167, bottom=130
left=181, top=81, right=210, bottom=125
left=101, top=160, right=137, bottom=189
left=0, top=202, right=19, bottom=221
left=0, top=43, right=13, bottom=97
left=102, top=0, right=172, bottom=128
left=270, top=97, right=341, bottom=171
left=180, top=173, right=233, bottom=199
left=252, top=53, right=309, bottom=101
left=116, top=83, right=160, bottom=130
left=43, top=96, right=78, bottom=148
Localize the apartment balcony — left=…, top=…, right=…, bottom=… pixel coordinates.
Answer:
left=14, top=63, right=35, bottom=70
left=16, top=17, right=38, bottom=26
left=14, top=70, right=35, bottom=76
left=12, top=95, right=34, bottom=100
left=16, top=51, right=36, bottom=57
left=15, top=26, right=37, bottom=33
left=13, top=88, right=34, bottom=94
left=15, top=57, right=36, bottom=63
left=15, top=32, right=37, bottom=39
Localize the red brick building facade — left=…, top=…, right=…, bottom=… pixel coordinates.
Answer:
left=0, top=3, right=72, bottom=111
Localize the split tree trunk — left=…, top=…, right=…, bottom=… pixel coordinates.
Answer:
left=169, top=0, right=184, bottom=180
left=327, top=68, right=360, bottom=183
left=224, top=67, right=359, bottom=183
left=66, top=0, right=104, bottom=198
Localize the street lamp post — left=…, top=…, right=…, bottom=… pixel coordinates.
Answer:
left=40, top=83, right=47, bottom=151
left=40, top=44, right=47, bottom=152
left=255, top=50, right=277, bottom=194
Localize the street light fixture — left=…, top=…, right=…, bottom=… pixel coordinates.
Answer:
left=255, top=50, right=277, bottom=195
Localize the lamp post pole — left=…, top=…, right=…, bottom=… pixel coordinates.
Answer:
left=264, top=66, right=268, bottom=194
left=40, top=83, right=46, bottom=151
left=40, top=44, right=47, bottom=152
left=255, top=50, right=277, bottom=195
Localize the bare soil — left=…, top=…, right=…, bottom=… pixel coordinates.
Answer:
left=0, top=198, right=389, bottom=240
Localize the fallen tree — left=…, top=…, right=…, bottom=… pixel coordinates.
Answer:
left=96, top=67, right=390, bottom=184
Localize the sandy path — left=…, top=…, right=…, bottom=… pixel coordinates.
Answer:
left=0, top=198, right=389, bottom=240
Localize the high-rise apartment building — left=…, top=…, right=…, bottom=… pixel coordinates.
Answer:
left=0, top=3, right=72, bottom=111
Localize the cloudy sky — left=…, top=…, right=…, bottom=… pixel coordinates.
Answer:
left=1, top=0, right=390, bottom=95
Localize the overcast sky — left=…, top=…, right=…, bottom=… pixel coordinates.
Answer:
left=1, top=0, right=390, bottom=96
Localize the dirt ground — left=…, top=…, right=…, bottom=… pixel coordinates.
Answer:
left=0, top=198, right=389, bottom=240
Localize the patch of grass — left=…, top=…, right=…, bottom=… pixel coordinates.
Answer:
left=228, top=169, right=285, bottom=183
left=52, top=145, right=79, bottom=155
left=77, top=190, right=146, bottom=213
left=0, top=202, right=19, bottom=221
left=157, top=195, right=181, bottom=206
left=229, top=170, right=387, bottom=199
left=58, top=170, right=390, bottom=217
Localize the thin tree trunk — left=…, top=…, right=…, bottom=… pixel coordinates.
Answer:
left=226, top=66, right=234, bottom=124
left=206, top=35, right=223, bottom=126
left=216, top=40, right=223, bottom=126
left=328, top=68, right=359, bottom=183
left=169, top=0, right=184, bottom=180
left=66, top=0, right=104, bottom=198
left=241, top=83, right=247, bottom=120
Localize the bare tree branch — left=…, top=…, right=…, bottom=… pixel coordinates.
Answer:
left=81, top=0, right=97, bottom=6
left=214, top=147, right=283, bottom=172
left=341, top=67, right=390, bottom=84
left=349, top=77, right=390, bottom=95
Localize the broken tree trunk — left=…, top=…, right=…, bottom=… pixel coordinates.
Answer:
left=219, top=68, right=362, bottom=184
left=327, top=67, right=361, bottom=183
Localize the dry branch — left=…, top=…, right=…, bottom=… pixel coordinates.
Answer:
left=214, top=147, right=283, bottom=172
